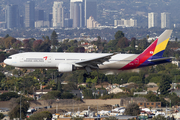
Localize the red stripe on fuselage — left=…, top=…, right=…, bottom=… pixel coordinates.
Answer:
left=120, top=39, right=158, bottom=70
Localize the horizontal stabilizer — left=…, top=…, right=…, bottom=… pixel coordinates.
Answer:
left=148, top=57, right=174, bottom=62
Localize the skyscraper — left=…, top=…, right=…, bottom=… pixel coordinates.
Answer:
left=48, top=13, right=53, bottom=27
left=70, top=0, right=84, bottom=28
left=6, top=4, right=19, bottom=29
left=53, top=1, right=64, bottom=28
left=36, top=10, right=44, bottom=21
left=148, top=12, right=158, bottom=28
left=84, top=0, right=97, bottom=26
left=25, top=1, right=35, bottom=28
left=161, top=12, right=170, bottom=29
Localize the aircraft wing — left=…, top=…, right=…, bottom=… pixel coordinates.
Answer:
left=75, top=53, right=117, bottom=69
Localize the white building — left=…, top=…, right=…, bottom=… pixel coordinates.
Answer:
left=87, top=16, right=100, bottom=28
left=52, top=1, right=64, bottom=28
left=148, top=12, right=158, bottom=28
left=114, top=19, right=137, bottom=27
left=172, top=60, right=180, bottom=67
left=35, top=21, right=50, bottom=28
left=161, top=12, right=170, bottom=29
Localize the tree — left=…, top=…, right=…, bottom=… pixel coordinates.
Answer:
left=144, top=92, right=161, bottom=102
left=57, top=47, right=63, bottom=52
left=4, top=36, right=17, bottom=48
left=83, top=89, right=93, bottom=99
left=39, top=42, right=51, bottom=52
left=0, top=113, right=4, bottom=119
left=117, top=37, right=129, bottom=49
left=41, top=91, right=61, bottom=100
left=51, top=30, right=58, bottom=46
left=12, top=40, right=22, bottom=49
left=28, top=111, right=52, bottom=120
left=0, top=53, right=6, bottom=62
left=8, top=97, right=30, bottom=119
left=61, top=92, right=74, bottom=99
left=22, top=39, right=32, bottom=51
left=159, top=75, right=171, bottom=96
left=152, top=115, right=166, bottom=120
left=114, top=30, right=124, bottom=40
left=33, top=40, right=43, bottom=52
left=131, top=37, right=136, bottom=53
left=0, top=92, right=19, bottom=101
left=124, top=103, right=140, bottom=116
left=128, top=76, right=142, bottom=84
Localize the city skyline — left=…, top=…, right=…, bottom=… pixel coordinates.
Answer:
left=1, top=0, right=176, bottom=29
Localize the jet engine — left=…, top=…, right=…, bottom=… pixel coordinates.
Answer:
left=58, top=63, right=75, bottom=72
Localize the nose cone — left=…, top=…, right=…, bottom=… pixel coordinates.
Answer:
left=4, top=59, right=9, bottom=65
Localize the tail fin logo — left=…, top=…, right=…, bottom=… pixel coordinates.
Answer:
left=43, top=56, right=48, bottom=60
left=150, top=51, right=154, bottom=54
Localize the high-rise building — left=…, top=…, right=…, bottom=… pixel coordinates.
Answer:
left=70, top=0, right=84, bottom=28
left=52, top=1, right=64, bottom=28
left=6, top=4, right=19, bottom=29
left=84, top=0, right=97, bottom=26
left=48, top=13, right=53, bottom=27
left=25, top=1, right=35, bottom=28
left=161, top=12, right=170, bottom=29
left=19, top=15, right=24, bottom=28
left=36, top=10, right=44, bottom=21
left=64, top=18, right=73, bottom=28
left=148, top=12, right=158, bottom=28
left=87, top=16, right=100, bottom=28
left=114, top=19, right=137, bottom=27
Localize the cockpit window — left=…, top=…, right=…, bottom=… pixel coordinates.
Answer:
left=7, top=57, right=12, bottom=59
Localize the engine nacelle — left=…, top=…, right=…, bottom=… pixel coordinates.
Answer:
left=58, top=63, right=75, bottom=72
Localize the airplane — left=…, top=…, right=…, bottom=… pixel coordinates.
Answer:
left=4, top=30, right=173, bottom=74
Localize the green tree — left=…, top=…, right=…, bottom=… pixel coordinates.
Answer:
left=0, top=92, right=19, bottom=101
left=57, top=47, right=63, bottom=52
left=128, top=76, right=142, bottom=84
left=131, top=37, right=136, bottom=53
left=114, top=30, right=124, bottom=40
left=159, top=75, right=171, bottom=96
left=28, top=111, right=52, bottom=120
left=169, top=93, right=180, bottom=106
left=8, top=97, right=30, bottom=119
left=41, top=91, right=61, bottom=100
left=83, top=89, right=93, bottom=99
left=124, top=103, right=140, bottom=116
left=152, top=115, right=166, bottom=120
left=61, top=92, right=74, bottom=99
left=57, top=80, right=63, bottom=92
left=0, top=113, right=4, bottom=119
left=144, top=91, right=161, bottom=102
left=51, top=30, right=58, bottom=46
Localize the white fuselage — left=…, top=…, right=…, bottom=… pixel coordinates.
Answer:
left=4, top=52, right=138, bottom=70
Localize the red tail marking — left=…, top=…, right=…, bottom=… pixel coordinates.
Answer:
left=43, top=56, right=47, bottom=60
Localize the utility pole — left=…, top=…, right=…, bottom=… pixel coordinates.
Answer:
left=20, top=94, right=22, bottom=120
